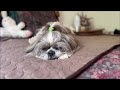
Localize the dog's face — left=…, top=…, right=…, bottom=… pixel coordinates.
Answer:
left=34, top=40, right=71, bottom=60
left=26, top=22, right=78, bottom=60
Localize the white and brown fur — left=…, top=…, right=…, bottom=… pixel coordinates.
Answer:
left=26, top=22, right=79, bottom=60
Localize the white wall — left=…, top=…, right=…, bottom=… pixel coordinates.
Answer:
left=59, top=11, right=120, bottom=32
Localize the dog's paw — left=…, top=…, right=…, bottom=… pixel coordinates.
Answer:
left=59, top=54, right=69, bottom=59
left=28, top=36, right=36, bottom=44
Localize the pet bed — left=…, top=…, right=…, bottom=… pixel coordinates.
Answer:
left=0, top=35, right=119, bottom=79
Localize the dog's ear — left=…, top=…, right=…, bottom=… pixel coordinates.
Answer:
left=25, top=31, right=45, bottom=53
left=25, top=42, right=38, bottom=53
left=25, top=25, right=48, bottom=54
left=64, top=27, right=73, bottom=34
left=26, top=26, right=48, bottom=53
left=29, top=26, right=47, bottom=45
left=62, top=34, right=78, bottom=51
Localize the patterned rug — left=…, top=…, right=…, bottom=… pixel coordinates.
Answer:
left=70, top=44, right=120, bottom=79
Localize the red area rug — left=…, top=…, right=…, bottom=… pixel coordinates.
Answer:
left=69, top=44, right=120, bottom=79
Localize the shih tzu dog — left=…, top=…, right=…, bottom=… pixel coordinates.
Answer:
left=25, top=22, right=79, bottom=60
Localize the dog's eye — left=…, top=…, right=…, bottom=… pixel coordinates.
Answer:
left=42, top=47, right=49, bottom=51
left=54, top=47, right=59, bottom=50
left=59, top=47, right=63, bottom=50
left=53, top=46, right=62, bottom=50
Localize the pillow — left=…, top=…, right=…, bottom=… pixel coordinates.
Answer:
left=16, top=11, right=58, bottom=34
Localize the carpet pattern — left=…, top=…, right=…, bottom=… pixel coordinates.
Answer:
left=77, top=45, right=120, bottom=79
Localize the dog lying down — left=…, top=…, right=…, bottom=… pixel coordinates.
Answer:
left=25, top=22, right=79, bottom=60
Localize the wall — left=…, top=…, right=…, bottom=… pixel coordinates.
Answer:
left=59, top=11, right=120, bottom=32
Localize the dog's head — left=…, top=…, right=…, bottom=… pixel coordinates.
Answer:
left=26, top=22, right=78, bottom=60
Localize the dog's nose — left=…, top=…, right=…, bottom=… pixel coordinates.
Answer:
left=48, top=50, right=55, bottom=57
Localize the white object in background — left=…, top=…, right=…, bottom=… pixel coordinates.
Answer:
left=73, top=13, right=81, bottom=32
left=0, top=11, right=32, bottom=38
